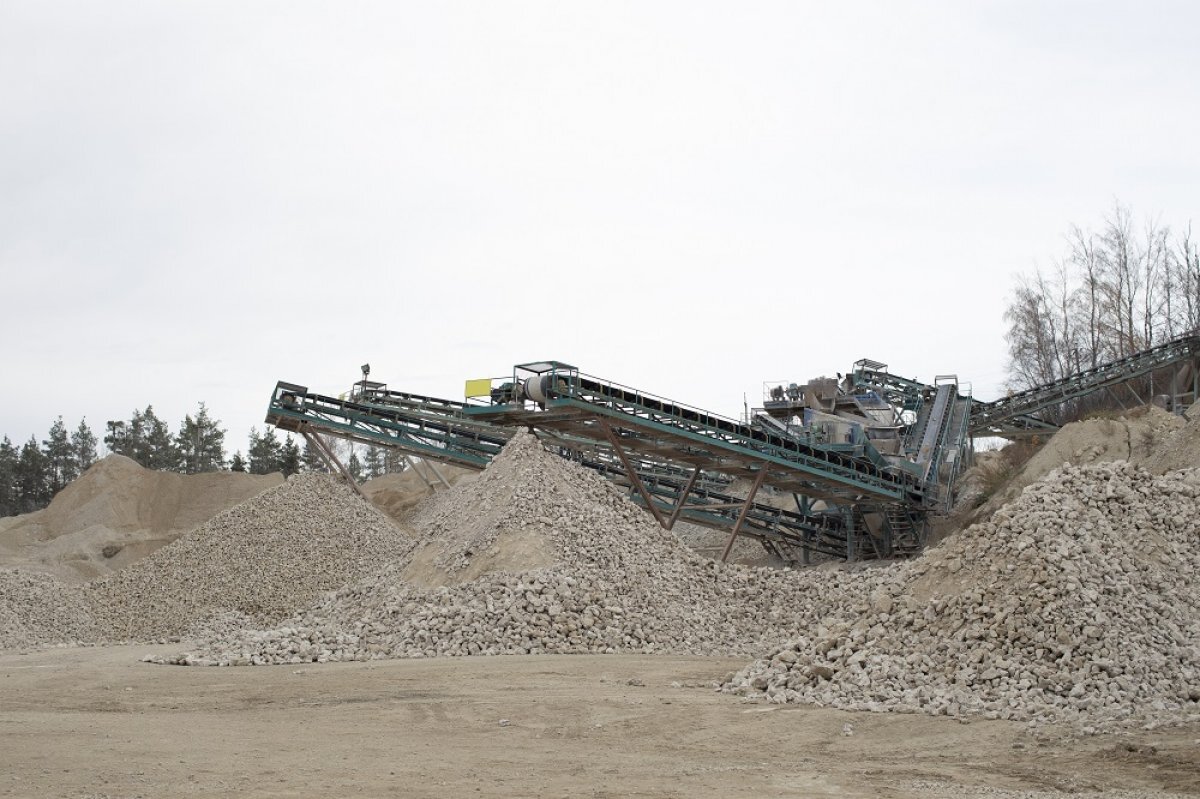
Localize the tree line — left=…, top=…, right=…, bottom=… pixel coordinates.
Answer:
left=1005, top=203, right=1199, bottom=400
left=0, top=403, right=406, bottom=517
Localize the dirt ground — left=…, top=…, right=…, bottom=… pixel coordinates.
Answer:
left=2, top=646, right=1197, bottom=798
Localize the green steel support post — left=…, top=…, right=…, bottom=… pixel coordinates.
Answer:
left=666, top=466, right=703, bottom=531
left=844, top=507, right=856, bottom=562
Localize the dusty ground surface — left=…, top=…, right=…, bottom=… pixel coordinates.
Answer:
left=3, top=645, right=1197, bottom=798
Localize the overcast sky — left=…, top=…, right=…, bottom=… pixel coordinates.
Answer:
left=2, top=1, right=1198, bottom=454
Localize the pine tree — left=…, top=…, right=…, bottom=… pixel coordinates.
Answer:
left=72, top=418, right=98, bottom=473
left=230, top=451, right=247, bottom=473
left=383, top=447, right=407, bottom=475
left=363, top=445, right=384, bottom=480
left=43, top=416, right=76, bottom=493
left=301, top=437, right=328, bottom=473
left=15, top=436, right=51, bottom=513
left=104, top=410, right=143, bottom=459
left=176, top=403, right=226, bottom=473
left=138, top=406, right=177, bottom=471
left=347, top=450, right=364, bottom=483
left=0, top=437, right=18, bottom=517
left=248, top=427, right=284, bottom=475
left=280, top=435, right=301, bottom=477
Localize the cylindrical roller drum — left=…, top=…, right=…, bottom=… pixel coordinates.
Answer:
left=523, top=374, right=559, bottom=406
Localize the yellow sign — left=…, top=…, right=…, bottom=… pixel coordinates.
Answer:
left=464, top=378, right=492, bottom=398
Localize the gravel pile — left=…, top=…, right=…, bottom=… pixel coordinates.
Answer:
left=0, top=568, right=98, bottom=648
left=155, top=431, right=883, bottom=665
left=722, top=461, right=1200, bottom=730
left=12, top=420, right=1198, bottom=733
left=84, top=474, right=416, bottom=641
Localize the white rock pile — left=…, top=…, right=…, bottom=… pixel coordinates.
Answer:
left=84, top=474, right=416, bottom=641
left=0, top=567, right=98, bottom=648
left=723, top=461, right=1200, bottom=730
left=155, top=431, right=881, bottom=665
left=6, top=421, right=1197, bottom=733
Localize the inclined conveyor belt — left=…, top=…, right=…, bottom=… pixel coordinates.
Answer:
left=265, top=381, right=851, bottom=555
left=267, top=382, right=511, bottom=469
left=915, top=383, right=954, bottom=482
left=971, top=331, right=1200, bottom=431
left=857, top=333, right=1200, bottom=439
left=545, top=374, right=925, bottom=505
left=852, top=366, right=1056, bottom=438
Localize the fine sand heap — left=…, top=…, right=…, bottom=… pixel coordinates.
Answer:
left=154, top=431, right=879, bottom=665
left=85, top=474, right=417, bottom=641
left=970, top=406, right=1196, bottom=519
left=723, top=461, right=1200, bottom=730
left=0, top=455, right=282, bottom=582
left=361, top=463, right=475, bottom=523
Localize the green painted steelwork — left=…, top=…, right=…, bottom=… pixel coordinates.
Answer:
left=972, top=332, right=1200, bottom=433
left=266, top=382, right=507, bottom=469
left=853, top=333, right=1200, bottom=439
left=466, top=364, right=927, bottom=506
left=264, top=380, right=852, bottom=557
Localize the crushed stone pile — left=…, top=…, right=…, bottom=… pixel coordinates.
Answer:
left=1142, top=405, right=1200, bottom=474
left=723, top=461, right=1200, bottom=731
left=84, top=474, right=417, bottom=642
left=155, top=431, right=884, bottom=665
left=0, top=454, right=281, bottom=582
left=0, top=568, right=98, bottom=648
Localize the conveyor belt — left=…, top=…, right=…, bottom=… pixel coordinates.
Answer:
left=971, top=332, right=1200, bottom=433
left=468, top=370, right=926, bottom=507
left=854, top=334, right=1200, bottom=438
left=265, top=381, right=852, bottom=558
left=267, top=381, right=510, bottom=468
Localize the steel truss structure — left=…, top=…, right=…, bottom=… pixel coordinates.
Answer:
left=851, top=332, right=1200, bottom=439
left=264, top=381, right=867, bottom=563
left=265, top=332, right=1198, bottom=565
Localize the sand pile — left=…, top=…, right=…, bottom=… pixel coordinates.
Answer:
left=362, top=462, right=475, bottom=523
left=0, top=568, right=98, bottom=648
left=723, top=461, right=1200, bottom=730
left=0, top=455, right=281, bottom=582
left=972, top=407, right=1189, bottom=519
left=155, top=431, right=883, bottom=665
left=84, top=474, right=416, bottom=641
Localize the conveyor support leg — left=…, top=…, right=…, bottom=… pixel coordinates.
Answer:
left=597, top=419, right=668, bottom=528
left=720, top=470, right=767, bottom=563
left=301, top=429, right=367, bottom=499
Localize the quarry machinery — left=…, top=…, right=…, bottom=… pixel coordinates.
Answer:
left=266, top=332, right=1200, bottom=565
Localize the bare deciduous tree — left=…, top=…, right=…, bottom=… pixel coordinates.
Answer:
left=1005, top=204, right=1195, bottom=396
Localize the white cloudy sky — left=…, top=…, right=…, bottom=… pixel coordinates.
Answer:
left=2, top=1, right=1198, bottom=453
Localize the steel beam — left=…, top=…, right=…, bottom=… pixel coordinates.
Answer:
left=666, top=466, right=702, bottom=531
left=720, top=469, right=767, bottom=563
left=403, top=454, right=434, bottom=489
left=597, top=419, right=668, bottom=528
left=301, top=429, right=366, bottom=499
